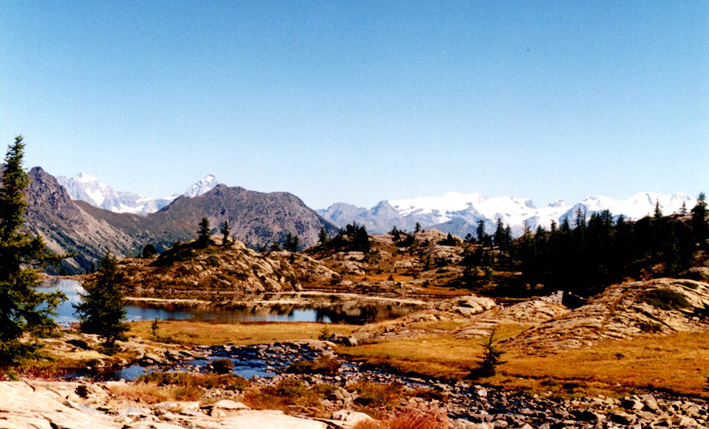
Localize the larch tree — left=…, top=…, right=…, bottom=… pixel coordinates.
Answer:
left=0, top=136, right=65, bottom=366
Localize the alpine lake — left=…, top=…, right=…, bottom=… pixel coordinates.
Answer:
left=38, top=279, right=426, bottom=380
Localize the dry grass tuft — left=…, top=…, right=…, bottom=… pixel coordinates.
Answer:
left=353, top=409, right=450, bottom=429
left=242, top=378, right=322, bottom=412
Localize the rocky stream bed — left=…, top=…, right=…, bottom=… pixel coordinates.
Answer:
left=24, top=341, right=703, bottom=428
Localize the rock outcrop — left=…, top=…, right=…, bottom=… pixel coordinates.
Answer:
left=510, top=278, right=709, bottom=352
left=120, top=241, right=337, bottom=293
left=0, top=381, right=328, bottom=429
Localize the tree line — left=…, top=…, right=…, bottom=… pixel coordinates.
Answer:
left=510, top=198, right=708, bottom=296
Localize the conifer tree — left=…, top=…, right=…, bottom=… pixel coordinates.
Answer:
left=654, top=199, right=663, bottom=220
left=476, top=220, right=486, bottom=244
left=692, top=192, right=707, bottom=246
left=318, top=227, right=329, bottom=244
left=220, top=220, right=231, bottom=246
left=284, top=232, right=299, bottom=252
left=0, top=136, right=65, bottom=366
left=74, top=252, right=127, bottom=348
left=197, top=217, right=211, bottom=246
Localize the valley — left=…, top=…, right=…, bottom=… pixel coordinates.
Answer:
left=4, top=162, right=709, bottom=428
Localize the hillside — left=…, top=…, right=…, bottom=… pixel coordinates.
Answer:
left=120, top=238, right=338, bottom=294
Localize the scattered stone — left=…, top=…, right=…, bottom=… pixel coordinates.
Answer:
left=331, top=409, right=374, bottom=427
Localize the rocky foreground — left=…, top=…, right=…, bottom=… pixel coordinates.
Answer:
left=2, top=342, right=707, bottom=429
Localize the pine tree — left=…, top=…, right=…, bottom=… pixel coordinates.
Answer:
left=476, top=220, right=486, bottom=244
left=493, top=218, right=506, bottom=249
left=692, top=192, right=707, bottom=246
left=220, top=220, right=231, bottom=246
left=468, top=328, right=506, bottom=379
left=318, top=227, right=329, bottom=244
left=198, top=217, right=211, bottom=246
left=284, top=232, right=299, bottom=252
left=0, top=136, right=65, bottom=366
left=654, top=199, right=663, bottom=220
left=74, top=252, right=128, bottom=348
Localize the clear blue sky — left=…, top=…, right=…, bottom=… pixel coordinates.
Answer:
left=1, top=1, right=707, bottom=209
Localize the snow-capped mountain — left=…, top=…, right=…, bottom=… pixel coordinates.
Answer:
left=184, top=174, right=219, bottom=198
left=57, top=173, right=219, bottom=214
left=319, top=192, right=698, bottom=238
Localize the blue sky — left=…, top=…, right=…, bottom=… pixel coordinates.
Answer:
left=1, top=1, right=707, bottom=209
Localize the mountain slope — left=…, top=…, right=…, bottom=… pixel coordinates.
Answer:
left=24, top=167, right=144, bottom=273
left=152, top=184, right=339, bottom=251
left=21, top=168, right=338, bottom=273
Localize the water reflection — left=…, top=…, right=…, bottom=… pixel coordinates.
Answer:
left=38, top=280, right=422, bottom=325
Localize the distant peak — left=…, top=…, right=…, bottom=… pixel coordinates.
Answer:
left=76, top=172, right=99, bottom=183
left=184, top=174, right=219, bottom=198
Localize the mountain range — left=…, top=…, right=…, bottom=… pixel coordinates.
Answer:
left=56, top=173, right=219, bottom=214
left=58, top=171, right=697, bottom=240
left=16, top=167, right=700, bottom=274
left=318, top=192, right=697, bottom=238
left=17, top=168, right=337, bottom=274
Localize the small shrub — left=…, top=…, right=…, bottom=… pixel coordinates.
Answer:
left=136, top=371, right=247, bottom=396
left=411, top=387, right=447, bottom=402
left=98, top=343, right=121, bottom=356
left=85, top=358, right=101, bottom=368
left=210, top=358, right=234, bottom=374
left=348, top=382, right=403, bottom=409
left=245, top=378, right=321, bottom=410
left=562, top=382, right=581, bottom=391
left=313, top=383, right=339, bottom=398
left=206, top=255, right=220, bottom=267
left=286, top=355, right=341, bottom=376
left=151, top=318, right=159, bottom=338
left=318, top=327, right=333, bottom=341
left=638, top=321, right=662, bottom=333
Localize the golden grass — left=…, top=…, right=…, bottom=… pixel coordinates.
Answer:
left=341, top=324, right=709, bottom=398
left=128, top=320, right=357, bottom=346
left=501, top=331, right=709, bottom=398
left=353, top=409, right=450, bottom=429
left=109, top=382, right=175, bottom=403
left=355, top=273, right=415, bottom=283
left=340, top=324, right=529, bottom=379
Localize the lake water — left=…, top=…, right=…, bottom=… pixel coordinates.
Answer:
left=38, top=279, right=421, bottom=325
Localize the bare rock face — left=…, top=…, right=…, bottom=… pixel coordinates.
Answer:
left=25, top=167, right=143, bottom=273
left=510, top=278, right=709, bottom=352
left=452, top=298, right=569, bottom=339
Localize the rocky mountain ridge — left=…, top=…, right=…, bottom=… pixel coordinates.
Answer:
left=11, top=166, right=336, bottom=274
left=57, top=173, right=218, bottom=214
